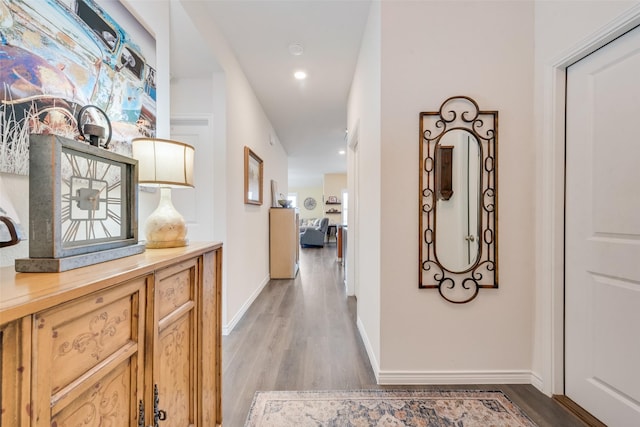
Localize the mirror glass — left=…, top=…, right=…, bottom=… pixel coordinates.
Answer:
left=419, top=96, right=497, bottom=304
left=435, top=129, right=481, bottom=272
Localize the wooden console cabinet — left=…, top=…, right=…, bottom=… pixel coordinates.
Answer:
left=0, top=242, right=222, bottom=427
left=269, top=208, right=299, bottom=279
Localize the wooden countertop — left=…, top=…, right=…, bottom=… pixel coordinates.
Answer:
left=0, top=241, right=222, bottom=324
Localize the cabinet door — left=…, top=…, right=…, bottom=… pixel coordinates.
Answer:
left=32, top=277, right=147, bottom=427
left=1, top=318, right=31, bottom=427
left=151, top=258, right=199, bottom=427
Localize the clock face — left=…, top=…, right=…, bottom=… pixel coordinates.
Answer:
left=60, top=147, right=127, bottom=247
left=304, top=197, right=317, bottom=210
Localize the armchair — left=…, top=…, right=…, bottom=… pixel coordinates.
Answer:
left=300, top=217, right=329, bottom=247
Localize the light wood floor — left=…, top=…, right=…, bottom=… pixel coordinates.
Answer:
left=222, top=243, right=585, bottom=427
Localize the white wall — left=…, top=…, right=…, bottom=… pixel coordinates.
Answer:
left=352, top=0, right=536, bottom=383
left=0, top=174, right=28, bottom=266
left=532, top=0, right=640, bottom=395
left=347, top=1, right=382, bottom=375
left=178, top=1, right=289, bottom=333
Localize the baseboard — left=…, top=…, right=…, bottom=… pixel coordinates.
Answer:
left=356, top=315, right=380, bottom=383
left=377, top=370, right=535, bottom=385
left=530, top=371, right=544, bottom=393
left=222, top=274, right=270, bottom=335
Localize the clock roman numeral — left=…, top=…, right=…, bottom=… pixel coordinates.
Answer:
left=108, top=180, right=121, bottom=193
left=90, top=159, right=98, bottom=179
left=68, top=152, right=83, bottom=177
left=62, top=220, right=81, bottom=242
left=107, top=208, right=121, bottom=225
left=99, top=163, right=112, bottom=181
left=99, top=221, right=113, bottom=238
left=61, top=204, right=71, bottom=222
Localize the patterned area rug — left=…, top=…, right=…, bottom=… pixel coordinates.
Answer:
left=245, top=389, right=538, bottom=426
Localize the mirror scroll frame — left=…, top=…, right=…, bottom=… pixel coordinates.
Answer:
left=419, top=96, right=498, bottom=304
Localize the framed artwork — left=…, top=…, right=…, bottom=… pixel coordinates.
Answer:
left=0, top=0, right=157, bottom=175
left=244, top=146, right=263, bottom=205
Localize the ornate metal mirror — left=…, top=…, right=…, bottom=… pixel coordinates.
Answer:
left=419, top=96, right=497, bottom=303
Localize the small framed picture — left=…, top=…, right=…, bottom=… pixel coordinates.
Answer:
left=244, top=146, right=263, bottom=205
left=327, top=196, right=338, bottom=203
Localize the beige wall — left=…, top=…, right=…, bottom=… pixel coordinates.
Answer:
left=350, top=0, right=536, bottom=383
left=290, top=186, right=323, bottom=220
left=323, top=173, right=346, bottom=224
left=291, top=174, right=346, bottom=223
left=348, top=0, right=639, bottom=390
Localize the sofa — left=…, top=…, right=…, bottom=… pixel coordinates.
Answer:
left=300, top=217, right=329, bottom=247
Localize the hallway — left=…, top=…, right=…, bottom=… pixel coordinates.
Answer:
left=222, top=244, right=585, bottom=426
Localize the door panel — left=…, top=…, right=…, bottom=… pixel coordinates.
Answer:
left=171, top=117, right=214, bottom=241
left=32, top=279, right=146, bottom=426
left=565, top=25, right=640, bottom=426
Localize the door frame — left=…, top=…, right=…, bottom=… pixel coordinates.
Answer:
left=538, top=4, right=640, bottom=397
left=347, top=122, right=359, bottom=298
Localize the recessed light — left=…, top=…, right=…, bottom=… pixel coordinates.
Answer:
left=294, top=70, right=307, bottom=80
left=288, top=43, right=304, bottom=56
left=339, top=150, right=346, bottom=155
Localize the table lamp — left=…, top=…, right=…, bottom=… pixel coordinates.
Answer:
left=132, top=137, right=195, bottom=248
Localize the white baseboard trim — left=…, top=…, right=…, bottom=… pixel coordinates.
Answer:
left=222, top=274, right=270, bottom=336
left=377, top=370, right=535, bottom=385
left=356, top=315, right=380, bottom=383
left=530, top=371, right=545, bottom=394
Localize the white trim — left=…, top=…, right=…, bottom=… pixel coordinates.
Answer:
left=222, top=274, right=270, bottom=335
left=357, top=315, right=380, bottom=383
left=170, top=114, right=213, bottom=127
left=348, top=120, right=359, bottom=151
left=538, top=4, right=640, bottom=397
left=531, top=372, right=544, bottom=392
left=551, top=3, right=640, bottom=69
left=378, top=370, right=535, bottom=385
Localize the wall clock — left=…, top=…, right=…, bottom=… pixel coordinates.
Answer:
left=15, top=134, right=144, bottom=272
left=304, top=197, right=317, bottom=210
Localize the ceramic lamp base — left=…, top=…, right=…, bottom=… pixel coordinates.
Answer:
left=146, top=239, right=188, bottom=249
left=145, top=187, right=189, bottom=249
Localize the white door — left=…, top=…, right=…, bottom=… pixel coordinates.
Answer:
left=565, top=25, right=640, bottom=426
left=170, top=116, right=215, bottom=241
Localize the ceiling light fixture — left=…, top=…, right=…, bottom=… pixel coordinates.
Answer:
left=294, top=70, right=307, bottom=80
left=288, top=43, right=304, bottom=56
left=339, top=150, right=346, bottom=155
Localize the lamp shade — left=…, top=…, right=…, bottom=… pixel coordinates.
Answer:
left=132, top=137, right=195, bottom=187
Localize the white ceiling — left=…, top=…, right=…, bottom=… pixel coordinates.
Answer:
left=169, top=0, right=372, bottom=188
